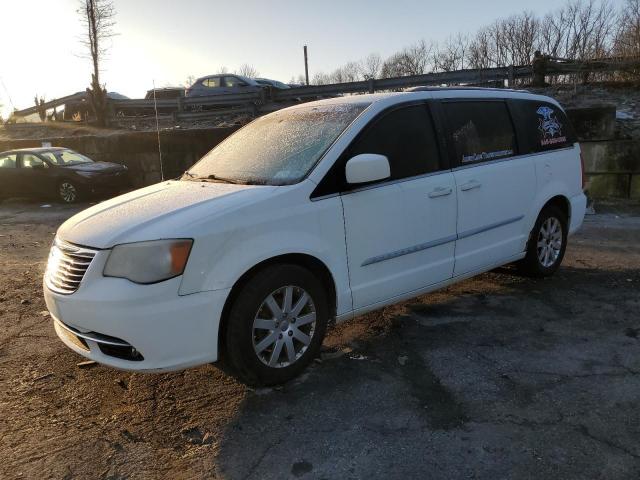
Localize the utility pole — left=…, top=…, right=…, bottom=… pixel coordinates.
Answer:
left=303, top=45, right=309, bottom=86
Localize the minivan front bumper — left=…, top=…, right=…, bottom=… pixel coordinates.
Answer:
left=44, top=272, right=230, bottom=372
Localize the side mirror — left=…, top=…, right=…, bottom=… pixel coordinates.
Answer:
left=237, top=82, right=248, bottom=87
left=345, top=154, right=390, bottom=185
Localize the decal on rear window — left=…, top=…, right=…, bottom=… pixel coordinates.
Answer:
left=537, top=106, right=567, bottom=147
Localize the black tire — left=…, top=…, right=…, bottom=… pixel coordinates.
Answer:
left=58, top=180, right=79, bottom=204
left=518, top=205, right=568, bottom=277
left=220, top=264, right=329, bottom=386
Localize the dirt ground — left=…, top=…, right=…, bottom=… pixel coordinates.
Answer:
left=1, top=199, right=639, bottom=480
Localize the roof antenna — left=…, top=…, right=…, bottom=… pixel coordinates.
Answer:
left=152, top=80, right=164, bottom=181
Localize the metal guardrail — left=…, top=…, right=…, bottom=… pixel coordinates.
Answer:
left=16, top=91, right=87, bottom=117
left=12, top=57, right=640, bottom=121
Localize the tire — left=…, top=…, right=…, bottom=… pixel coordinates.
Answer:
left=518, top=205, right=568, bottom=277
left=58, top=181, right=79, bottom=204
left=220, top=264, right=329, bottom=386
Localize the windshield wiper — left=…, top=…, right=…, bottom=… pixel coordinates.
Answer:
left=204, top=174, right=241, bottom=184
left=183, top=173, right=241, bottom=184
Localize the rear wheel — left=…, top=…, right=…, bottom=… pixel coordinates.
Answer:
left=518, top=205, right=568, bottom=277
left=220, top=264, right=328, bottom=386
left=58, top=181, right=79, bottom=203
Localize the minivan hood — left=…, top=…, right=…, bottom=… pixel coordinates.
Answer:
left=58, top=180, right=277, bottom=248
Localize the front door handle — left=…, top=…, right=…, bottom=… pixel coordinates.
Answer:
left=428, top=186, right=453, bottom=198
left=460, top=180, right=481, bottom=191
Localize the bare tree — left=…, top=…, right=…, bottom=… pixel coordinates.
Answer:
left=78, top=0, right=116, bottom=127
left=467, top=28, right=493, bottom=69
left=382, top=40, right=433, bottom=77
left=614, top=0, right=640, bottom=57
left=434, top=34, right=469, bottom=72
left=360, top=53, right=382, bottom=79
left=217, top=66, right=229, bottom=74
left=236, top=64, right=259, bottom=78
left=183, top=75, right=196, bottom=88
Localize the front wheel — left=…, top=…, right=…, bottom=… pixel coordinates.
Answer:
left=518, top=205, right=568, bottom=277
left=220, top=264, right=329, bottom=386
left=58, top=181, right=79, bottom=203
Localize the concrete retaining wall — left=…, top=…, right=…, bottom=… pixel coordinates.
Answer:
left=581, top=140, right=640, bottom=199
left=567, top=107, right=639, bottom=199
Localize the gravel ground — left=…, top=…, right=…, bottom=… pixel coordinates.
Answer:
left=0, top=199, right=639, bottom=480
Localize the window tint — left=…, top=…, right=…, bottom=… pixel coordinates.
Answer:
left=202, top=77, right=221, bottom=88
left=350, top=104, right=441, bottom=180
left=444, top=101, right=516, bottom=164
left=21, top=154, right=47, bottom=169
left=41, top=150, right=93, bottom=165
left=224, top=76, right=247, bottom=87
left=510, top=100, right=576, bottom=153
left=0, top=153, right=17, bottom=169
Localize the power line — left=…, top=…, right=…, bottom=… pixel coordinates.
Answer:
left=152, top=80, right=164, bottom=181
left=0, top=76, right=16, bottom=110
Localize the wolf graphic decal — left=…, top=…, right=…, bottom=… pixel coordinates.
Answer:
left=537, top=106, right=567, bottom=146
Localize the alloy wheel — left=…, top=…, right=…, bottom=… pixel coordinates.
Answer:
left=252, top=285, right=316, bottom=368
left=59, top=182, right=77, bottom=203
left=537, top=217, right=562, bottom=268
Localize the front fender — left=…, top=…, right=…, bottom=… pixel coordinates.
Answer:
left=179, top=195, right=352, bottom=316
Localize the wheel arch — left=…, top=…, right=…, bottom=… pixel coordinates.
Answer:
left=218, top=253, right=338, bottom=356
left=541, top=194, right=571, bottom=223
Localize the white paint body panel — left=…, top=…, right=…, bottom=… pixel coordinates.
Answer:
left=453, top=156, right=537, bottom=275
left=342, top=172, right=457, bottom=309
left=44, top=89, right=586, bottom=372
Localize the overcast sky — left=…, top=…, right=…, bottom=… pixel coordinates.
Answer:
left=2, top=0, right=565, bottom=117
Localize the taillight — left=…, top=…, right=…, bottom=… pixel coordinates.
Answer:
left=579, top=151, right=586, bottom=190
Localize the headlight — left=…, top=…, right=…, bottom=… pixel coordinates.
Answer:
left=103, top=239, right=193, bottom=284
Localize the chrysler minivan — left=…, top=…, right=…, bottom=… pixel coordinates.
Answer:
left=44, top=88, right=586, bottom=385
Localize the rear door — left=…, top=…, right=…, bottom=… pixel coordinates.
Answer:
left=18, top=153, right=53, bottom=196
left=338, top=103, right=457, bottom=309
left=442, top=99, right=536, bottom=275
left=0, top=153, right=19, bottom=197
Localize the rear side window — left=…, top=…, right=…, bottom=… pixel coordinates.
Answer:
left=224, top=76, right=246, bottom=87
left=444, top=101, right=516, bottom=165
left=0, top=153, right=17, bottom=168
left=509, top=100, right=576, bottom=153
left=349, top=104, right=441, bottom=180
left=21, top=154, right=47, bottom=169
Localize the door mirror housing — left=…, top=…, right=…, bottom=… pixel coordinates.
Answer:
left=345, top=154, right=390, bottom=185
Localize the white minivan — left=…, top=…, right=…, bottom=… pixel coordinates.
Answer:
left=44, top=88, right=586, bottom=385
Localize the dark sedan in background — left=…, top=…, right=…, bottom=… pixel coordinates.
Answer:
left=0, top=148, right=130, bottom=203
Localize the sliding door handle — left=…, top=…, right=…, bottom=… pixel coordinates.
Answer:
left=428, top=186, right=453, bottom=198
left=460, top=180, right=481, bottom=191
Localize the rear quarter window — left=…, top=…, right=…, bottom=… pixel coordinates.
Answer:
left=443, top=101, right=516, bottom=165
left=509, top=100, right=577, bottom=154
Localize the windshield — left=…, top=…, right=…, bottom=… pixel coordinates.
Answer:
left=185, top=103, right=368, bottom=185
left=41, top=149, right=94, bottom=166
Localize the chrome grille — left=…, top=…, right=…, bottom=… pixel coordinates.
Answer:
left=45, top=239, right=97, bottom=294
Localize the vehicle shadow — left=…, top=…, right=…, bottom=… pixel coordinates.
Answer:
left=208, top=264, right=640, bottom=479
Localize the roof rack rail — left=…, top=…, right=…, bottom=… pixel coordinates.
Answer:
left=407, top=86, right=530, bottom=94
